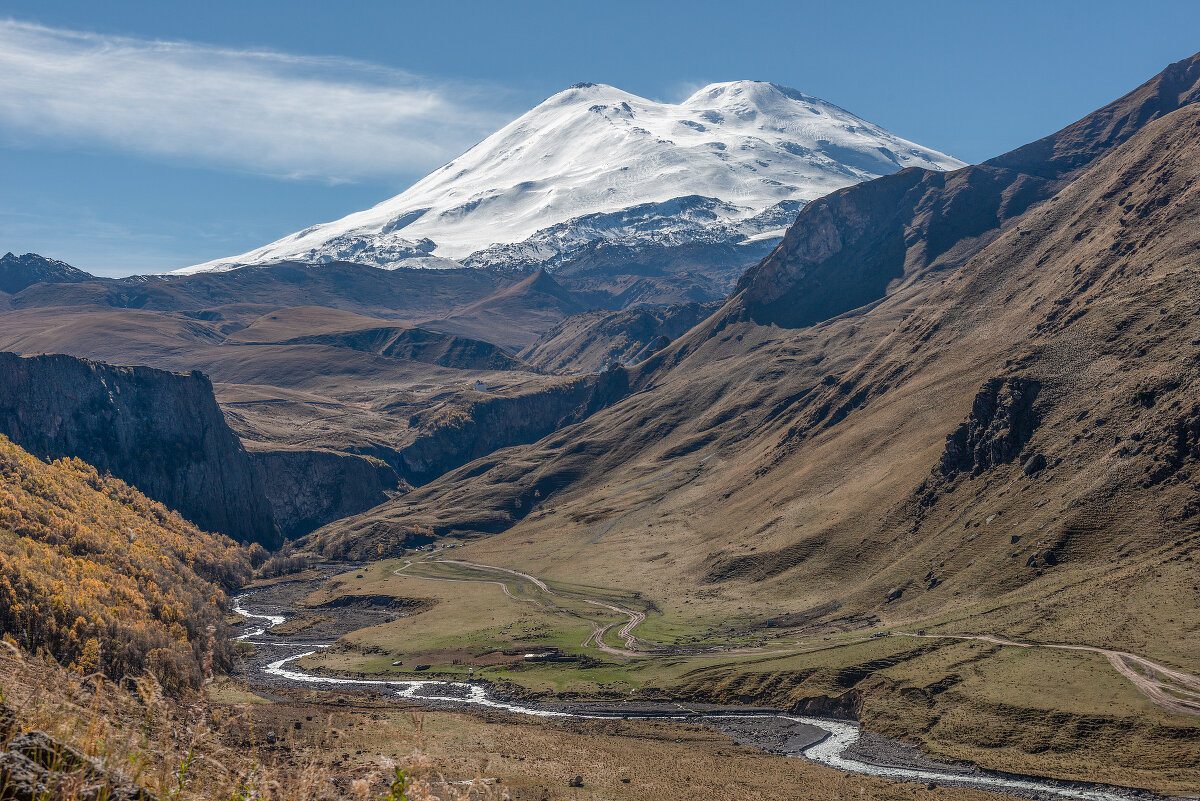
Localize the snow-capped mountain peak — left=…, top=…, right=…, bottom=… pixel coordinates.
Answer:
left=179, top=81, right=964, bottom=274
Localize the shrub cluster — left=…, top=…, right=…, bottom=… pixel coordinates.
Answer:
left=0, top=435, right=257, bottom=691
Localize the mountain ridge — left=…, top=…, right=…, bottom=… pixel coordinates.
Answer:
left=0, top=252, right=94, bottom=294
left=722, top=50, right=1200, bottom=332
left=179, top=80, right=963, bottom=275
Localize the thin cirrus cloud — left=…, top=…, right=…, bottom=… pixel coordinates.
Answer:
left=0, top=20, right=515, bottom=182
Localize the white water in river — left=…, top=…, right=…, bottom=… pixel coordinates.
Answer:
left=236, top=594, right=1143, bottom=800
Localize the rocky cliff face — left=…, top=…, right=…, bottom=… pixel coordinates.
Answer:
left=938, top=377, right=1040, bottom=477
left=398, top=368, right=630, bottom=485
left=0, top=352, right=280, bottom=548
left=248, top=447, right=401, bottom=540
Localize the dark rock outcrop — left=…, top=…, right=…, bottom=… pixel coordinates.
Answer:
left=0, top=253, right=93, bottom=295
left=938, top=377, right=1040, bottom=477
left=0, top=352, right=280, bottom=548
left=1144, top=402, right=1200, bottom=484
left=249, top=447, right=401, bottom=539
left=0, top=730, right=154, bottom=801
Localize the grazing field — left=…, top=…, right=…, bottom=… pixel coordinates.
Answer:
left=285, top=553, right=1200, bottom=795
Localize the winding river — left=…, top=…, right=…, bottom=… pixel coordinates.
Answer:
left=233, top=593, right=1152, bottom=801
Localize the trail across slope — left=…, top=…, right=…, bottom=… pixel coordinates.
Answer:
left=897, top=633, right=1200, bottom=717
left=393, top=557, right=1200, bottom=718
left=394, top=557, right=646, bottom=657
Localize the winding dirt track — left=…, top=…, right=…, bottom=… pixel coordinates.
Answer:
left=395, top=557, right=646, bottom=657
left=897, top=632, right=1200, bottom=717
left=394, top=557, right=1200, bottom=716
left=437, top=559, right=647, bottom=657
left=394, top=559, right=554, bottom=609
left=433, top=559, right=552, bottom=592
left=580, top=599, right=646, bottom=657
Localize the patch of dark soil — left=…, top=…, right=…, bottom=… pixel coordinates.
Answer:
left=703, top=716, right=827, bottom=755
left=702, top=535, right=826, bottom=582
left=311, top=594, right=434, bottom=613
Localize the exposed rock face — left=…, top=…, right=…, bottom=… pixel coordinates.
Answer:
left=0, top=727, right=154, bottom=801
left=1145, top=402, right=1200, bottom=484
left=0, top=253, right=93, bottom=295
left=938, top=378, right=1040, bottom=477
left=790, top=690, right=864, bottom=720
left=249, top=447, right=401, bottom=539
left=398, top=369, right=630, bottom=484
left=0, top=352, right=280, bottom=548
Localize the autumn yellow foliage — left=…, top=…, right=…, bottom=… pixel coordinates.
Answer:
left=0, top=434, right=258, bottom=691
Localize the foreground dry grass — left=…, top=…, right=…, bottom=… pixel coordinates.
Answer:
left=0, top=647, right=503, bottom=800
left=0, top=643, right=1010, bottom=801
left=228, top=684, right=1005, bottom=801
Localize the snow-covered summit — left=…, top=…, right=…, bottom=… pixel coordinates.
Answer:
left=179, top=80, right=964, bottom=274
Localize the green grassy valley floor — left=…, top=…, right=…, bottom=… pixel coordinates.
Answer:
left=283, top=553, right=1200, bottom=796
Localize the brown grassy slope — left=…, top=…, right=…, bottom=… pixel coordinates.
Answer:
left=7, top=262, right=513, bottom=324
left=425, top=270, right=589, bottom=350
left=295, top=88, right=1200, bottom=791
left=0, top=435, right=255, bottom=690
left=228, top=306, right=531, bottom=371
left=726, top=50, right=1200, bottom=331
left=0, top=302, right=612, bottom=492
left=0, top=277, right=624, bottom=500
left=519, top=301, right=720, bottom=373
left=304, top=65, right=1200, bottom=659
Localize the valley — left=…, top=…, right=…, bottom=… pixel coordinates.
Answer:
left=2, top=39, right=1200, bottom=801
left=230, top=560, right=1197, bottom=798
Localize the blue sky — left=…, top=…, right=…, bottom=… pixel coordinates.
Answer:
left=2, top=0, right=1199, bottom=276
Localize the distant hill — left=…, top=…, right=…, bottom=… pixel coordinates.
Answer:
left=231, top=306, right=531, bottom=371
left=521, top=301, right=720, bottom=373
left=0, top=252, right=92, bottom=294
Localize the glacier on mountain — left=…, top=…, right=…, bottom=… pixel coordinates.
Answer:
left=179, top=81, right=963, bottom=275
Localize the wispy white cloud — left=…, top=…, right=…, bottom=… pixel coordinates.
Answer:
left=668, top=80, right=711, bottom=104
left=0, top=20, right=515, bottom=181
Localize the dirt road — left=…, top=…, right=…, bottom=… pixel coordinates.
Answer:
left=395, top=557, right=648, bottom=657
left=897, top=632, right=1200, bottom=717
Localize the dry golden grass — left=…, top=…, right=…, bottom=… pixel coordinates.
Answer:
left=0, top=644, right=510, bottom=800
left=0, top=641, right=1012, bottom=801
left=0, top=434, right=257, bottom=691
